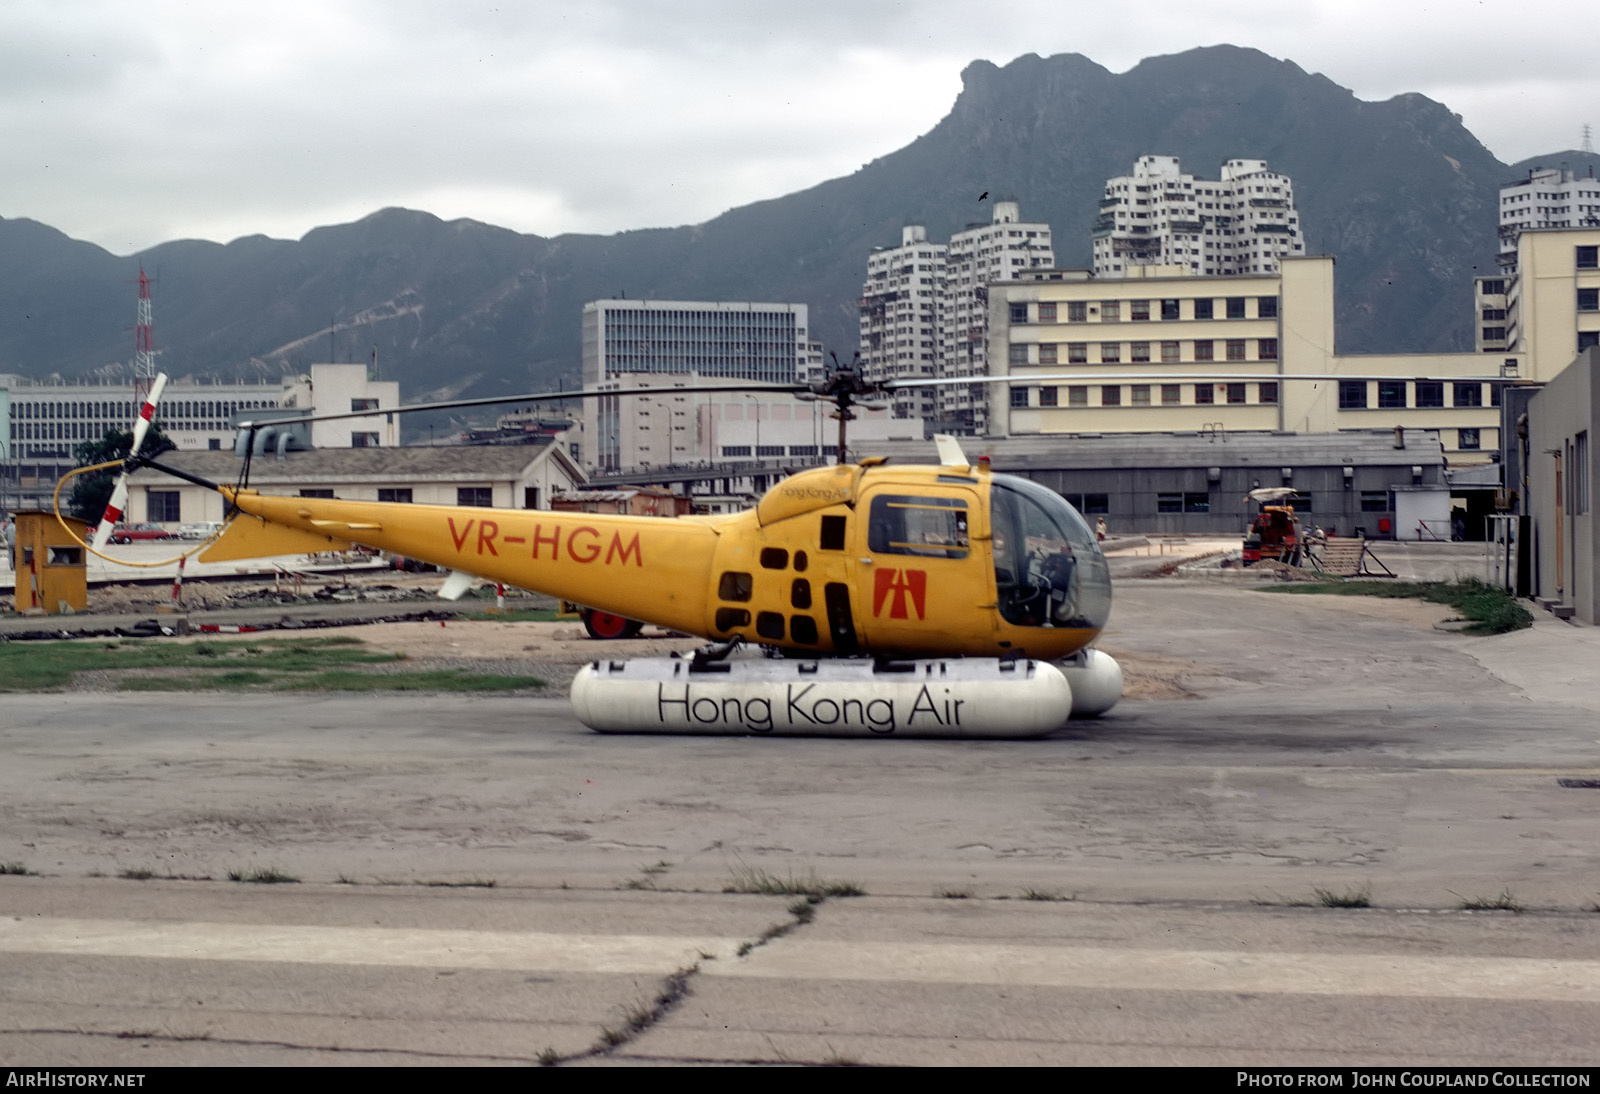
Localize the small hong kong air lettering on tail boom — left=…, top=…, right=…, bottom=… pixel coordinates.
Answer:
left=446, top=517, right=643, bottom=566
left=872, top=567, right=927, bottom=620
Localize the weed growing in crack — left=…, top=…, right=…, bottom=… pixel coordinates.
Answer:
left=1454, top=888, right=1523, bottom=913
left=724, top=862, right=863, bottom=898
left=1312, top=883, right=1372, bottom=909
left=226, top=866, right=298, bottom=884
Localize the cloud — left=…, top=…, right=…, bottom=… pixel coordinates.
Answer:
left=2, top=0, right=1596, bottom=254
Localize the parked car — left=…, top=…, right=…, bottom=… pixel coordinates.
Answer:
left=176, top=521, right=222, bottom=541
left=109, top=523, right=176, bottom=544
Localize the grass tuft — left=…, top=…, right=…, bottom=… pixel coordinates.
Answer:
left=226, top=866, right=299, bottom=884
left=0, top=862, right=35, bottom=876
left=1454, top=888, right=1524, bottom=913
left=1262, top=578, right=1532, bottom=635
left=934, top=885, right=973, bottom=899
left=1019, top=887, right=1071, bottom=902
left=1313, top=883, right=1372, bottom=908
left=724, top=863, right=863, bottom=898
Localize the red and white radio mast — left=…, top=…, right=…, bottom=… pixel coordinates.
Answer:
left=134, top=265, right=156, bottom=404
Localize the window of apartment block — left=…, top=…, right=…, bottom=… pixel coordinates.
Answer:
left=1490, top=383, right=1502, bottom=407
left=352, top=432, right=380, bottom=447
left=1453, top=382, right=1483, bottom=407
left=299, top=489, right=335, bottom=499
left=1130, top=300, right=1150, bottom=321
left=1038, top=343, right=1058, bottom=365
left=1067, top=301, right=1087, bottom=322
left=1258, top=337, right=1278, bottom=360
left=1377, top=382, right=1407, bottom=409
left=1039, top=387, right=1059, bottom=407
left=1582, top=332, right=1600, bottom=352
left=1183, top=492, right=1211, bottom=513
left=1194, top=339, right=1213, bottom=361
left=1101, top=342, right=1121, bottom=363
left=1161, top=340, right=1180, bottom=362
left=1193, top=298, right=1214, bottom=320
left=1415, top=381, right=1444, bottom=408
left=1482, top=326, right=1507, bottom=341
left=1102, top=385, right=1121, bottom=406
left=1068, top=386, right=1088, bottom=407
left=1068, top=342, right=1087, bottom=363
left=1162, top=384, right=1181, bottom=405
left=1577, top=245, right=1598, bottom=269
left=1038, top=302, right=1057, bottom=322
left=1481, top=279, right=1505, bottom=295
left=1226, top=339, right=1246, bottom=361
left=1010, top=388, right=1029, bottom=408
left=1226, top=297, right=1246, bottom=319
left=1579, top=288, right=1599, bottom=312
left=1361, top=491, right=1389, bottom=512
left=1339, top=381, right=1368, bottom=409
left=1258, top=296, right=1279, bottom=319
left=1100, top=301, right=1121, bottom=321
left=1131, top=341, right=1150, bottom=363
left=1008, top=344, right=1029, bottom=366
left=1157, top=493, right=1184, bottom=514
left=351, top=398, right=380, bottom=412
left=1195, top=384, right=1215, bottom=405
left=1224, top=383, right=1245, bottom=404
left=1131, top=385, right=1151, bottom=406
left=1482, top=307, right=1507, bottom=321
left=458, top=487, right=494, bottom=507
left=1258, top=382, right=1279, bottom=404
left=1010, top=304, right=1029, bottom=323
left=1458, top=428, right=1480, bottom=450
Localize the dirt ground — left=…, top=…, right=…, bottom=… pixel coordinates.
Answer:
left=65, top=563, right=1460, bottom=703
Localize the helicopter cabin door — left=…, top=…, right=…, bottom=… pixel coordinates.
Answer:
left=855, top=484, right=985, bottom=657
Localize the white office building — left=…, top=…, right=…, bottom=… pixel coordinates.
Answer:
left=1, top=364, right=398, bottom=512
left=1497, top=166, right=1600, bottom=273
left=1092, top=156, right=1305, bottom=278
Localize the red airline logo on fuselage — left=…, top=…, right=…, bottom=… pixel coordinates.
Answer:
left=446, top=517, right=643, bottom=566
left=873, top=567, right=927, bottom=620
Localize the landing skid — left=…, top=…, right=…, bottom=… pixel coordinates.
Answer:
left=569, top=648, right=1122, bottom=738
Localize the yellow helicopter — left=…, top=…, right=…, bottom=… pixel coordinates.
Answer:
left=74, top=367, right=1123, bottom=737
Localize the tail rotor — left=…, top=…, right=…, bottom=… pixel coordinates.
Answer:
left=91, top=373, right=169, bottom=551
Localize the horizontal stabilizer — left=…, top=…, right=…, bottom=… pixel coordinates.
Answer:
left=199, top=515, right=355, bottom=563
left=436, top=570, right=478, bottom=601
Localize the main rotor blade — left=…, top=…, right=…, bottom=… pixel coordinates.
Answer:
left=236, top=381, right=812, bottom=430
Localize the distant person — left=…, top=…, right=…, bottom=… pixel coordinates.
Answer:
left=1095, top=516, right=1107, bottom=542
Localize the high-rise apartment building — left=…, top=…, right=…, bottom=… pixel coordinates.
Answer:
left=1496, top=166, right=1600, bottom=273
left=859, top=225, right=947, bottom=422
left=940, top=202, right=1055, bottom=433
left=859, top=203, right=1053, bottom=433
left=1092, top=156, right=1304, bottom=278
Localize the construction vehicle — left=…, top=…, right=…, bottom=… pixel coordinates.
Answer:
left=1241, top=487, right=1303, bottom=567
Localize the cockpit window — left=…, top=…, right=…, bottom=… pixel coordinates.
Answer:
left=868, top=495, right=970, bottom=559
left=990, top=475, right=1112, bottom=630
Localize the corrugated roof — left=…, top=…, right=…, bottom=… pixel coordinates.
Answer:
left=141, top=443, right=563, bottom=484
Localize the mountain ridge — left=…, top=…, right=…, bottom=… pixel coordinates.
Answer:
left=4, top=46, right=1599, bottom=413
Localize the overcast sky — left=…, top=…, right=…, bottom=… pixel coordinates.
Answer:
left=5, top=0, right=1596, bottom=256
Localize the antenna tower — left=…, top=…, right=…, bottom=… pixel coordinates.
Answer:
left=134, top=265, right=156, bottom=404
left=1582, top=124, right=1595, bottom=154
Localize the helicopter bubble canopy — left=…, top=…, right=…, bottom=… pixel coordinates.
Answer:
left=988, top=474, right=1113, bottom=632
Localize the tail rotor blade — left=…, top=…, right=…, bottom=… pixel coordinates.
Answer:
left=91, top=372, right=168, bottom=551
left=128, top=373, right=169, bottom=459
left=91, top=476, right=130, bottom=550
